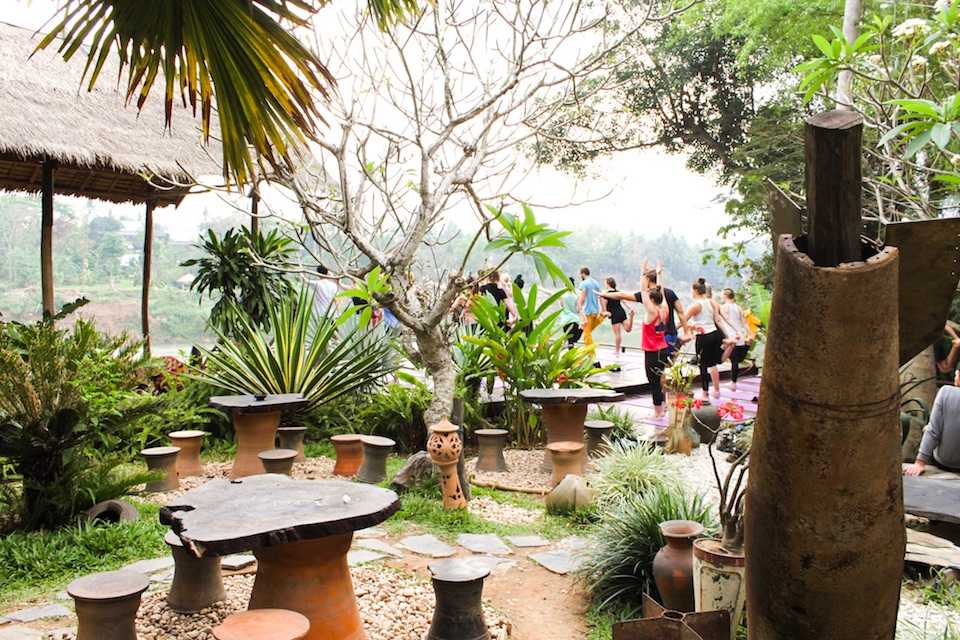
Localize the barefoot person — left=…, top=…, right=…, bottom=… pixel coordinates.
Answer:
left=685, top=278, right=727, bottom=400
left=600, top=260, right=685, bottom=356
left=602, top=277, right=634, bottom=370
left=640, top=285, right=669, bottom=418
left=577, top=267, right=604, bottom=363
left=905, top=368, right=960, bottom=475
left=559, top=277, right=583, bottom=347
left=719, top=288, right=751, bottom=391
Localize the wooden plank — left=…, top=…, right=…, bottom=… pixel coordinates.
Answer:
left=141, top=200, right=155, bottom=357
left=40, top=160, right=55, bottom=316
left=805, top=110, right=864, bottom=267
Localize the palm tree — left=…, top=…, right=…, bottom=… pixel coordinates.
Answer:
left=37, top=0, right=418, bottom=187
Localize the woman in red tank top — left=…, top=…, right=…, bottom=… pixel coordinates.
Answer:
left=640, top=286, right=669, bottom=417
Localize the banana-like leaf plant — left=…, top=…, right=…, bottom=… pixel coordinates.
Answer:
left=194, top=287, right=396, bottom=409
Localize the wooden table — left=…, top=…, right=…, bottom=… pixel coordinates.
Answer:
left=520, top=388, right=625, bottom=469
left=161, top=475, right=400, bottom=640
left=209, top=394, right=309, bottom=478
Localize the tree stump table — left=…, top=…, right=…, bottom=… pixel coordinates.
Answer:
left=356, top=436, right=395, bottom=484
left=259, top=449, right=298, bottom=476
left=278, top=426, right=308, bottom=462
left=142, top=446, right=181, bottom=492
left=427, top=558, right=491, bottom=640
left=165, top=530, right=226, bottom=612
left=161, top=475, right=400, bottom=640
left=168, top=430, right=208, bottom=477
left=331, top=435, right=364, bottom=477
left=209, top=394, right=309, bottom=479
left=584, top=420, right=614, bottom=458
left=519, top=388, right=625, bottom=471
left=475, top=429, right=509, bottom=472
left=67, top=570, right=150, bottom=640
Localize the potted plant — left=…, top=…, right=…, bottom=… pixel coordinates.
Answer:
left=692, top=423, right=748, bottom=638
left=662, top=357, right=698, bottom=455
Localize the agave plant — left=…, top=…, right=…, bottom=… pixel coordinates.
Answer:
left=194, top=287, right=395, bottom=409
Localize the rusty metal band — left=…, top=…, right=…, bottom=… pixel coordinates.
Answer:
left=761, top=381, right=900, bottom=421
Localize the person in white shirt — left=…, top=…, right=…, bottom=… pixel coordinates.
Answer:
left=310, top=264, right=339, bottom=315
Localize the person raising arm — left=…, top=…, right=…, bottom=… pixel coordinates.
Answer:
left=905, top=367, right=960, bottom=475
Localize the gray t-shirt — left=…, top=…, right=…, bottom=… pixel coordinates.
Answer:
left=918, top=385, right=960, bottom=468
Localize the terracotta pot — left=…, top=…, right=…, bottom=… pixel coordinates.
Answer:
left=540, top=403, right=588, bottom=471
left=427, top=558, right=491, bottom=640
left=231, top=410, right=282, bottom=479
left=277, top=426, right=308, bottom=462
left=142, top=446, right=180, bottom=492
left=331, top=435, right=364, bottom=476
left=259, top=448, right=298, bottom=476
left=67, top=570, right=150, bottom=640
left=356, top=436, right=395, bottom=484
left=546, top=441, right=584, bottom=488
left=693, top=538, right=745, bottom=640
left=652, top=520, right=704, bottom=612
left=584, top=420, right=615, bottom=458
left=475, top=429, right=509, bottom=472
left=690, top=405, right=721, bottom=445
left=168, top=430, right=207, bottom=477
left=213, top=609, right=311, bottom=640
left=428, top=419, right=466, bottom=509
left=165, top=530, right=226, bottom=612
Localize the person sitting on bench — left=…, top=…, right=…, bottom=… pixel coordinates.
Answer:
left=905, top=368, right=960, bottom=476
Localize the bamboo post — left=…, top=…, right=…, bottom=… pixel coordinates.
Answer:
left=745, top=109, right=903, bottom=640
left=249, top=187, right=260, bottom=236
left=141, top=200, right=155, bottom=357
left=40, top=159, right=56, bottom=317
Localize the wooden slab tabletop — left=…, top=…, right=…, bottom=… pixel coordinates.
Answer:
left=520, top=388, right=626, bottom=405
left=208, top=393, right=309, bottom=414
left=903, top=475, right=960, bottom=525
left=161, top=475, right=400, bottom=557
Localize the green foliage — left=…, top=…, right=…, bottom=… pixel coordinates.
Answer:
left=463, top=283, right=604, bottom=447
left=577, top=484, right=716, bottom=617
left=0, top=501, right=167, bottom=606
left=589, top=440, right=682, bottom=514
left=355, top=376, right=432, bottom=452
left=132, top=378, right=225, bottom=452
left=181, top=227, right=296, bottom=337
left=195, top=287, right=395, bottom=411
left=486, top=204, right=571, bottom=285
left=0, top=311, right=158, bottom=531
left=587, top=406, right=636, bottom=445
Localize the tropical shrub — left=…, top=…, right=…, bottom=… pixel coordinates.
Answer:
left=356, top=375, right=432, bottom=452
left=588, top=405, right=637, bottom=445
left=0, top=314, right=156, bottom=531
left=463, top=283, right=604, bottom=446
left=195, top=287, right=396, bottom=411
left=181, top=227, right=296, bottom=337
left=589, top=440, right=682, bottom=513
left=577, top=484, right=715, bottom=617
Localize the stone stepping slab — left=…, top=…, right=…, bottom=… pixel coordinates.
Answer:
left=0, top=604, right=71, bottom=624
left=457, top=533, right=512, bottom=555
left=0, top=626, right=45, bottom=639
left=122, top=556, right=174, bottom=575
left=354, top=538, right=404, bottom=558
left=355, top=527, right=387, bottom=539
left=398, top=534, right=456, bottom=558
left=348, top=549, right=387, bottom=566
left=529, top=550, right=578, bottom=575
left=506, top=535, right=550, bottom=548
left=221, top=554, right=257, bottom=571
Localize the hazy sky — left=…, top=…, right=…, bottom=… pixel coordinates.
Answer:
left=2, top=2, right=733, bottom=243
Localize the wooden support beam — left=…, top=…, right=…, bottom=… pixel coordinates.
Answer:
left=804, top=110, right=864, bottom=267
left=142, top=200, right=155, bottom=357
left=41, top=160, right=55, bottom=317
left=250, top=188, right=260, bottom=236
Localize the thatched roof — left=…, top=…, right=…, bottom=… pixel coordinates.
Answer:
left=0, top=21, right=222, bottom=207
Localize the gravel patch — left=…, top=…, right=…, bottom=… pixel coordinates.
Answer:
left=670, top=445, right=733, bottom=510
left=469, top=449, right=551, bottom=493
left=468, top=495, right=542, bottom=525
left=44, top=567, right=510, bottom=640
left=140, top=457, right=336, bottom=505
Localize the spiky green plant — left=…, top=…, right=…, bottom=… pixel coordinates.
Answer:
left=194, top=287, right=395, bottom=409
left=589, top=440, right=682, bottom=512
left=577, top=484, right=716, bottom=617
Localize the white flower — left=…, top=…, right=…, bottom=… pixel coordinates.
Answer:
left=911, top=55, right=929, bottom=71
left=893, top=18, right=931, bottom=39
left=929, top=40, right=952, bottom=56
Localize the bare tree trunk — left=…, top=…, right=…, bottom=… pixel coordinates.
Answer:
left=835, top=0, right=863, bottom=109
left=415, top=325, right=456, bottom=426
left=900, top=345, right=938, bottom=461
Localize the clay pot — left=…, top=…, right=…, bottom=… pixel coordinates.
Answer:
left=652, top=520, right=704, bottom=612
left=168, top=430, right=207, bottom=477
left=331, top=435, right=364, bottom=476
left=258, top=449, right=298, bottom=476
left=356, top=436, right=395, bottom=484
left=693, top=538, right=745, bottom=639
left=584, top=420, right=615, bottom=458
left=690, top=405, right=721, bottom=445
left=427, top=558, right=491, bottom=640
left=67, top=570, right=150, bottom=640
left=475, top=429, right=509, bottom=472
left=277, top=427, right=308, bottom=462
left=428, top=419, right=467, bottom=509
left=546, top=441, right=585, bottom=488
left=165, top=530, right=226, bottom=612
left=213, top=609, right=311, bottom=640
left=141, top=446, right=180, bottom=492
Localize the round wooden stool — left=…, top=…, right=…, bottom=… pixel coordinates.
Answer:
left=165, top=530, right=226, bottom=612
left=546, top=441, right=584, bottom=488
left=331, top=434, right=364, bottom=476
left=356, top=435, right=395, bottom=484
left=584, top=420, right=615, bottom=458
left=258, top=449, right=298, bottom=476
left=475, top=429, right=509, bottom=472
left=168, top=430, right=207, bottom=477
left=213, top=609, right=310, bottom=640
left=141, top=446, right=180, bottom=492
left=67, top=570, right=149, bottom=640
left=427, top=558, right=491, bottom=640
left=277, top=426, right=308, bottom=462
